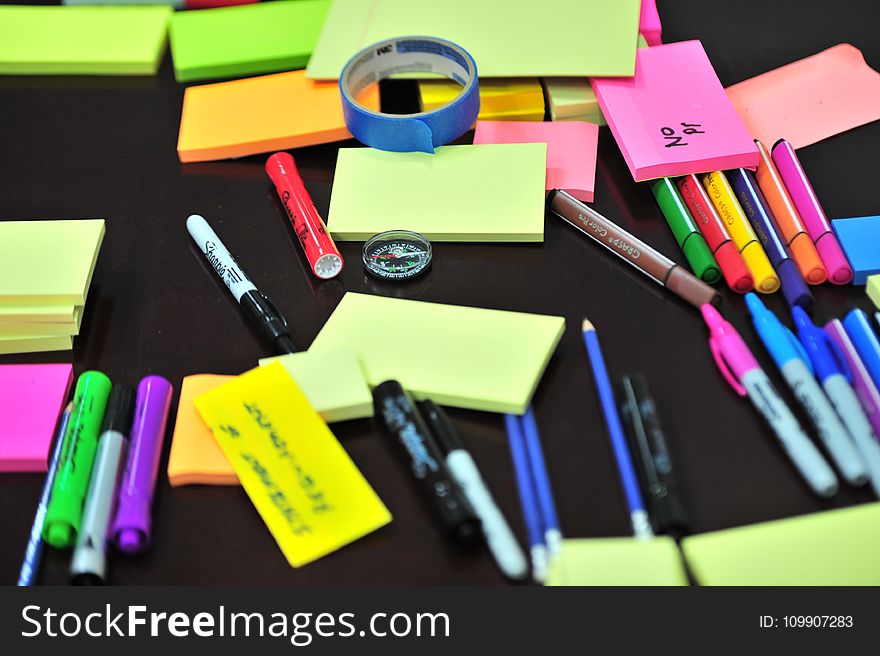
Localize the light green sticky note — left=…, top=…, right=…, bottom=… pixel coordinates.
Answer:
left=682, top=503, right=880, bottom=585
left=546, top=538, right=689, bottom=586
left=0, top=307, right=83, bottom=337
left=0, top=335, right=73, bottom=356
left=542, top=78, right=606, bottom=125
left=0, top=305, right=77, bottom=323
left=0, top=220, right=104, bottom=306
left=309, top=293, right=565, bottom=414
left=169, top=0, right=330, bottom=83
left=258, top=349, right=373, bottom=422
left=0, top=6, right=171, bottom=75
left=306, top=0, right=640, bottom=79
left=328, top=144, right=547, bottom=242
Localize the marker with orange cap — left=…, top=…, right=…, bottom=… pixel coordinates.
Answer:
left=701, top=171, right=780, bottom=294
left=266, top=152, right=344, bottom=280
left=753, top=140, right=827, bottom=285
left=676, top=174, right=754, bottom=293
left=771, top=139, right=853, bottom=285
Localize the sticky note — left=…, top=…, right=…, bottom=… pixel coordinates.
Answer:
left=0, top=364, right=73, bottom=472
left=177, top=70, right=378, bottom=163
left=0, top=308, right=82, bottom=337
left=168, top=350, right=373, bottom=486
left=327, top=144, right=547, bottom=242
left=639, top=0, right=662, bottom=46
left=169, top=0, right=330, bottom=82
left=0, top=220, right=105, bottom=306
left=727, top=44, right=880, bottom=150
left=831, top=216, right=880, bottom=285
left=869, top=275, right=880, bottom=310
left=546, top=537, right=688, bottom=586
left=194, top=363, right=391, bottom=567
left=542, top=78, right=606, bottom=125
left=0, top=305, right=78, bottom=324
left=0, top=335, right=73, bottom=356
left=0, top=5, right=171, bottom=75
left=306, top=0, right=641, bottom=79
left=418, top=78, right=544, bottom=122
left=309, top=293, right=565, bottom=414
left=592, top=40, right=759, bottom=181
left=474, top=121, right=599, bottom=202
left=682, top=503, right=880, bottom=585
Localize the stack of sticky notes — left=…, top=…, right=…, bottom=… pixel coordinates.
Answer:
left=169, top=0, right=330, bottom=82
left=0, top=364, right=73, bottom=472
left=418, top=78, right=545, bottom=123
left=0, top=220, right=105, bottom=355
left=869, top=276, right=880, bottom=310
left=0, top=5, right=171, bottom=76
left=546, top=537, right=688, bottom=586
left=542, top=78, right=606, bottom=125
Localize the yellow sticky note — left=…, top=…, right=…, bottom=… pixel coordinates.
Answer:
left=868, top=274, right=880, bottom=310
left=0, top=307, right=82, bottom=337
left=0, top=219, right=104, bottom=305
left=546, top=538, right=688, bottom=586
left=419, top=78, right=545, bottom=122
left=309, top=293, right=565, bottom=414
left=194, top=363, right=391, bottom=567
left=327, top=144, right=547, bottom=242
left=0, top=334, right=73, bottom=355
left=681, top=503, right=880, bottom=585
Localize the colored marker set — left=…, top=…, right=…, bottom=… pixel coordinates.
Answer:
left=20, top=372, right=173, bottom=585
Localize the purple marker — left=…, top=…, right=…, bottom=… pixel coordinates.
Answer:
left=111, top=376, right=173, bottom=554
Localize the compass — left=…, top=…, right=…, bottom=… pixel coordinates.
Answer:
left=362, top=230, right=432, bottom=281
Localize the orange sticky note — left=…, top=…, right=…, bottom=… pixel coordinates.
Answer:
left=726, top=44, right=880, bottom=149
left=177, top=70, right=379, bottom=163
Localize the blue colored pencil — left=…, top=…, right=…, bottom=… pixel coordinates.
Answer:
left=581, top=319, right=653, bottom=539
left=519, top=407, right=562, bottom=558
left=18, top=403, right=72, bottom=586
left=504, top=413, right=547, bottom=584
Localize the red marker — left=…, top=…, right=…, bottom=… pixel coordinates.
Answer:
left=266, top=152, right=343, bottom=280
left=676, top=175, right=754, bottom=293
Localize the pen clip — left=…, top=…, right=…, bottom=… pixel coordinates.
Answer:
left=259, top=292, right=288, bottom=328
left=708, top=337, right=746, bottom=397
left=784, top=326, right=813, bottom=375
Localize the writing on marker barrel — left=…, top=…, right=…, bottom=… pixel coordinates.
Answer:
left=266, top=152, right=343, bottom=280
left=111, top=376, right=173, bottom=554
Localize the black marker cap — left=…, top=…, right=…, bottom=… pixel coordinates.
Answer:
left=416, top=400, right=463, bottom=456
left=101, top=385, right=135, bottom=435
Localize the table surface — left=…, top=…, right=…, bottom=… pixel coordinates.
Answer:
left=2, top=0, right=879, bottom=585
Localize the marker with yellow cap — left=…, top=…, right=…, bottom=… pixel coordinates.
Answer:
left=701, top=171, right=780, bottom=294
left=42, top=371, right=112, bottom=548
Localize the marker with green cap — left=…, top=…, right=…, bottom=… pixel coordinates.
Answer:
left=650, top=178, right=721, bottom=284
left=42, top=370, right=112, bottom=549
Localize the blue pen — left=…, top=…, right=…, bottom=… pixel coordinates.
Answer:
left=504, top=413, right=547, bottom=583
left=729, top=169, right=813, bottom=309
left=793, top=306, right=880, bottom=495
left=843, top=309, right=880, bottom=390
left=746, top=295, right=866, bottom=484
left=581, top=319, right=652, bottom=538
left=519, top=407, right=562, bottom=559
left=18, top=403, right=72, bottom=586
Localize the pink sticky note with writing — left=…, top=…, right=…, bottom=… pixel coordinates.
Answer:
left=592, top=40, right=758, bottom=182
left=0, top=364, right=73, bottom=472
left=473, top=120, right=599, bottom=202
left=639, top=0, right=662, bottom=46
left=726, top=44, right=880, bottom=150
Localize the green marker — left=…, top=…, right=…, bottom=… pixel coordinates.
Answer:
left=650, top=178, right=721, bottom=283
left=43, top=370, right=112, bottom=548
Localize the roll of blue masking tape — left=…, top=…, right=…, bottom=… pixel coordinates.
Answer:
left=339, top=36, right=479, bottom=154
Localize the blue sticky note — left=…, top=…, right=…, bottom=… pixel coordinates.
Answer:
left=843, top=309, right=880, bottom=390
left=832, top=216, right=880, bottom=285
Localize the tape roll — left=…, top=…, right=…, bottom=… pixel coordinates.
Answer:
left=339, top=36, right=479, bottom=154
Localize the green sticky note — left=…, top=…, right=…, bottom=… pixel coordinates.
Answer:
left=0, top=335, right=73, bottom=356
left=0, top=307, right=82, bottom=338
left=328, top=144, right=547, bottom=242
left=0, top=305, right=77, bottom=323
left=682, top=503, right=880, bottom=585
left=169, top=0, right=330, bottom=83
left=307, top=0, right=640, bottom=79
left=546, top=538, right=689, bottom=586
left=309, top=293, right=564, bottom=414
left=0, top=220, right=104, bottom=306
left=0, top=6, right=171, bottom=75
left=258, top=349, right=373, bottom=422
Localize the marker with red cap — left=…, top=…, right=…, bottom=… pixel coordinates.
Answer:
left=266, top=152, right=343, bottom=280
left=676, top=175, right=754, bottom=293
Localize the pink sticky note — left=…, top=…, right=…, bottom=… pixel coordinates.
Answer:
left=591, top=40, right=758, bottom=182
left=726, top=44, right=880, bottom=150
left=0, top=364, right=73, bottom=472
left=473, top=120, right=599, bottom=202
left=639, top=0, right=662, bottom=46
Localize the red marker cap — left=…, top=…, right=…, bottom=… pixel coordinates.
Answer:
left=714, top=241, right=754, bottom=293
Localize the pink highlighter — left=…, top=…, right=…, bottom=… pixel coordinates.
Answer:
left=771, top=139, right=853, bottom=284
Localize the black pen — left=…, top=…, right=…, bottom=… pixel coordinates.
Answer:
left=617, top=374, right=689, bottom=537
left=187, top=214, right=296, bottom=354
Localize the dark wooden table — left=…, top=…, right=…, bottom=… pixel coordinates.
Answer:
left=2, top=0, right=878, bottom=585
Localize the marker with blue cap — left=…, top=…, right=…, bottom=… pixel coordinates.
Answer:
left=746, top=294, right=866, bottom=484
left=792, top=306, right=880, bottom=496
